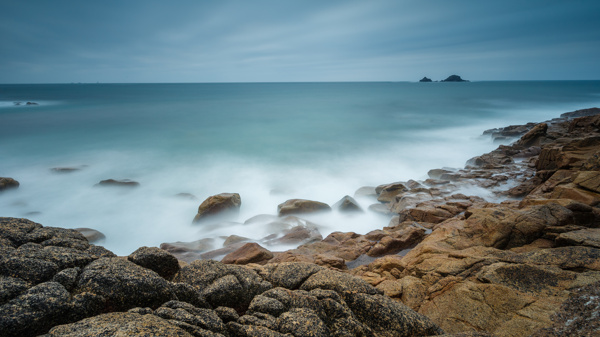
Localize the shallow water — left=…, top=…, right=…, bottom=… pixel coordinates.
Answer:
left=1, top=81, right=599, bottom=255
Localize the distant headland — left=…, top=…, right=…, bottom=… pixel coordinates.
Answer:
left=419, top=74, right=469, bottom=82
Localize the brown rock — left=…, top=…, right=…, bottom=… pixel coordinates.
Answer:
left=0, top=177, right=19, bottom=191
left=515, top=122, right=547, bottom=147
left=556, top=228, right=600, bottom=248
left=221, top=242, right=273, bottom=265
left=75, top=228, right=106, bottom=243
left=193, top=193, right=241, bottom=223
left=377, top=183, right=409, bottom=202
left=277, top=199, right=331, bottom=216
left=332, top=195, right=363, bottom=213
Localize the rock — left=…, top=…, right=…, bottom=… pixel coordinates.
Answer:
left=50, top=166, right=86, bottom=173
left=128, top=246, right=180, bottom=279
left=515, top=122, right=547, bottom=147
left=531, top=281, right=600, bottom=337
left=172, top=259, right=272, bottom=310
left=160, top=238, right=215, bottom=263
left=0, top=177, right=19, bottom=191
left=419, top=76, right=433, bottom=82
left=345, top=292, right=444, bottom=337
left=95, top=179, right=139, bottom=187
left=556, top=228, right=600, bottom=248
left=222, top=234, right=250, bottom=247
left=277, top=199, right=331, bottom=216
left=75, top=228, right=105, bottom=243
left=376, top=182, right=409, bottom=202
left=441, top=75, right=468, bottom=82
left=174, top=192, right=197, bottom=200
left=354, top=186, right=377, bottom=198
left=333, top=195, right=363, bottom=213
left=46, top=312, right=194, bottom=337
left=193, top=193, right=241, bottom=223
left=221, top=243, right=274, bottom=265
left=74, top=257, right=176, bottom=312
left=560, top=107, right=600, bottom=119
left=0, top=282, right=72, bottom=337
left=271, top=223, right=323, bottom=246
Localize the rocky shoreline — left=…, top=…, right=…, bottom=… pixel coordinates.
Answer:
left=1, top=107, right=600, bottom=336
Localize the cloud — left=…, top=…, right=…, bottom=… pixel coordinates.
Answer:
left=1, top=0, right=599, bottom=83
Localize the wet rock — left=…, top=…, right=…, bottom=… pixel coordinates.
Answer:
left=128, top=246, right=180, bottom=279
left=0, top=177, right=20, bottom=191
left=221, top=242, right=274, bottom=265
left=74, top=257, right=176, bottom=312
left=354, top=186, right=377, bottom=198
left=376, top=182, right=409, bottom=202
left=333, top=195, right=363, bottom=213
left=193, top=193, right=241, bottom=223
left=277, top=199, right=331, bottom=216
left=95, top=179, right=140, bottom=187
left=160, top=238, right=215, bottom=263
left=75, top=228, right=105, bottom=243
left=220, top=235, right=248, bottom=247
left=50, top=166, right=86, bottom=173
left=515, top=122, right=547, bottom=147
left=174, top=192, right=198, bottom=200
left=272, top=223, right=323, bottom=246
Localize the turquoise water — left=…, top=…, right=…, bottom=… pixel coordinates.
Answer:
left=1, top=81, right=599, bottom=254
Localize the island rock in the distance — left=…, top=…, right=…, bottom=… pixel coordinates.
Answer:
left=419, top=77, right=433, bottom=82
left=441, top=74, right=469, bottom=82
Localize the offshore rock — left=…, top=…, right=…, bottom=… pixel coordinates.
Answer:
left=333, top=195, right=364, bottom=213
left=193, top=193, right=241, bottom=223
left=95, top=179, right=140, bottom=187
left=0, top=177, right=20, bottom=191
left=277, top=199, right=331, bottom=216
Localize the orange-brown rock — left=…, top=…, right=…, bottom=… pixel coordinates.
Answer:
left=193, top=193, right=241, bottom=223
left=277, top=199, right=331, bottom=216
left=221, top=242, right=273, bottom=265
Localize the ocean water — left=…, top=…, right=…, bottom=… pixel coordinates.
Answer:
left=1, top=81, right=599, bottom=255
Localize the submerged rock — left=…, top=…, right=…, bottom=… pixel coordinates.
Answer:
left=95, top=179, right=140, bottom=187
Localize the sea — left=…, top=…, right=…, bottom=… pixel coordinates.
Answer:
left=1, top=81, right=599, bottom=255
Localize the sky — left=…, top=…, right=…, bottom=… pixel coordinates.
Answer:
left=1, top=0, right=599, bottom=83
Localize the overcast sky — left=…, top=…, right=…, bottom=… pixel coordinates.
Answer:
left=2, top=0, right=599, bottom=83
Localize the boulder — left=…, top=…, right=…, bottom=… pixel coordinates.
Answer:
left=221, top=243, right=273, bottom=265
left=0, top=282, right=72, bottom=337
left=0, top=177, right=20, bottom=191
left=376, top=182, right=409, bottom=203
left=128, top=246, right=180, bottom=279
left=193, top=193, right=241, bottom=223
left=74, top=257, right=176, bottom=312
left=333, top=195, right=363, bottom=213
left=277, top=199, right=331, bottom=216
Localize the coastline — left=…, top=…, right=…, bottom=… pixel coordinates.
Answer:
left=1, top=107, right=600, bottom=336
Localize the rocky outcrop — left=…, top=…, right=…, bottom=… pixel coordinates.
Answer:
left=0, top=217, right=443, bottom=336
left=441, top=75, right=469, bottom=82
left=193, top=193, right=242, bottom=223
left=419, top=77, right=433, bottom=82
